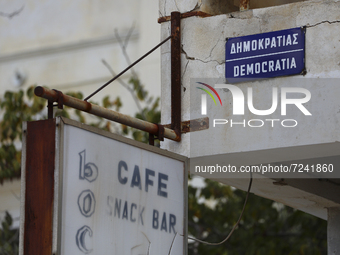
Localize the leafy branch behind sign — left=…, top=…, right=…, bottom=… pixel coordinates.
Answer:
left=0, top=75, right=159, bottom=183
left=188, top=178, right=327, bottom=254
left=0, top=212, right=19, bottom=255
left=0, top=87, right=45, bottom=182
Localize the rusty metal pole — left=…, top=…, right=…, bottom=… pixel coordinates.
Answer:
left=240, top=0, right=250, bottom=11
left=171, top=12, right=181, bottom=141
left=34, top=86, right=180, bottom=141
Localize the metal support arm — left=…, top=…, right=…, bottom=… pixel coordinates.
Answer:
left=34, top=86, right=180, bottom=142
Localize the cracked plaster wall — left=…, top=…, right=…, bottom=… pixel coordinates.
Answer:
left=160, top=0, right=340, bottom=154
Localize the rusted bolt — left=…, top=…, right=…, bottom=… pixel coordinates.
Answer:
left=240, top=0, right=249, bottom=11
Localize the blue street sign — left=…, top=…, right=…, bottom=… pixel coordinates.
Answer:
left=225, top=27, right=305, bottom=82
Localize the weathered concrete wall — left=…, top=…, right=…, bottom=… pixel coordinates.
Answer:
left=0, top=0, right=139, bottom=55
left=160, top=0, right=340, bottom=219
left=161, top=0, right=340, bottom=153
left=0, top=0, right=161, bottom=116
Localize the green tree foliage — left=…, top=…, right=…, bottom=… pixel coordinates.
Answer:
left=0, top=87, right=46, bottom=182
left=188, top=178, right=327, bottom=254
left=121, top=77, right=161, bottom=145
left=0, top=212, right=19, bottom=255
left=0, top=77, right=160, bottom=183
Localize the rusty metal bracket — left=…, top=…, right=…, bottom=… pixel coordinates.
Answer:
left=52, top=89, right=64, bottom=109
left=157, top=124, right=165, bottom=141
left=47, top=90, right=64, bottom=119
left=164, top=117, right=209, bottom=134
left=47, top=101, right=54, bottom=119
left=149, top=133, right=155, bottom=146
left=240, top=0, right=250, bottom=11
left=158, top=11, right=211, bottom=24
left=148, top=124, right=164, bottom=146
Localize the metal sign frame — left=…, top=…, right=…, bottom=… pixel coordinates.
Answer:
left=20, top=117, right=188, bottom=255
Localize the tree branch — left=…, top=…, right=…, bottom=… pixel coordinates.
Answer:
left=114, top=25, right=138, bottom=78
left=0, top=5, right=24, bottom=19
left=101, top=59, right=145, bottom=119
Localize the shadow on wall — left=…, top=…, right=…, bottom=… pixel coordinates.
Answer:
left=200, top=0, right=305, bottom=14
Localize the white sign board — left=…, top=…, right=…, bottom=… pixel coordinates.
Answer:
left=53, top=118, right=187, bottom=254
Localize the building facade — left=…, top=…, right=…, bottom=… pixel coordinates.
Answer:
left=159, top=0, right=340, bottom=253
